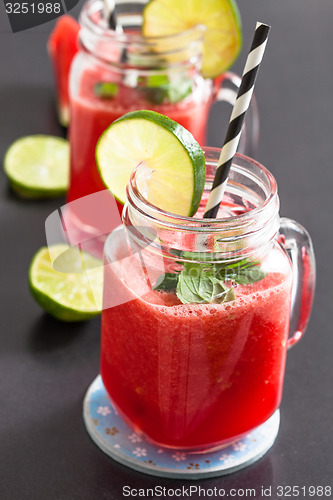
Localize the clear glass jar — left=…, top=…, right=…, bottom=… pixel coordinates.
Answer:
left=67, top=0, right=259, bottom=227
left=100, top=149, right=315, bottom=450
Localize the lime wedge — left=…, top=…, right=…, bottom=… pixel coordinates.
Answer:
left=4, top=135, right=69, bottom=198
left=29, top=245, right=103, bottom=322
left=142, top=0, right=242, bottom=78
left=96, top=110, right=206, bottom=217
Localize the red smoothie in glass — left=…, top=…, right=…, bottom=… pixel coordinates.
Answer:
left=68, top=67, right=211, bottom=206
left=101, top=244, right=292, bottom=449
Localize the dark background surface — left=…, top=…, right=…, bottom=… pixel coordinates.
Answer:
left=0, top=1, right=332, bottom=499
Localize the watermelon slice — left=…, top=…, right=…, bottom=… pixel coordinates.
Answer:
left=48, top=15, right=80, bottom=127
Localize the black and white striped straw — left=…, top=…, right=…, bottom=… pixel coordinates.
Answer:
left=204, top=22, right=271, bottom=219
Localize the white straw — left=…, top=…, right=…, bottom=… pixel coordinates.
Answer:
left=103, top=0, right=123, bottom=33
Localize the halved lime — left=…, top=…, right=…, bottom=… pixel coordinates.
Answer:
left=29, top=245, right=103, bottom=322
left=96, top=110, right=206, bottom=216
left=142, top=0, right=242, bottom=78
left=4, top=135, right=69, bottom=198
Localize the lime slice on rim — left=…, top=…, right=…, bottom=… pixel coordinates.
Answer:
left=142, top=0, right=242, bottom=79
left=4, top=135, right=69, bottom=198
left=29, top=245, right=103, bottom=322
left=96, top=110, right=206, bottom=217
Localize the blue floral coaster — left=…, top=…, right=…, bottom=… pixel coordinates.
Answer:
left=83, top=375, right=280, bottom=479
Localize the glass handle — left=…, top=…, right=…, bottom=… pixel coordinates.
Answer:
left=213, top=71, right=260, bottom=158
left=279, top=217, right=316, bottom=349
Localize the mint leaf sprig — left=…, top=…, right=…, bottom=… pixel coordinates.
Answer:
left=94, top=71, right=193, bottom=104
left=154, top=256, right=267, bottom=305
left=138, top=74, right=193, bottom=105
left=94, top=82, right=119, bottom=99
left=176, top=262, right=236, bottom=304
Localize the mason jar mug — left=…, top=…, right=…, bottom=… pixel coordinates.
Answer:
left=100, top=149, right=316, bottom=450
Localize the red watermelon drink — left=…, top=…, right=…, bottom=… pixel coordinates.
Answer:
left=101, top=251, right=292, bottom=448
left=66, top=0, right=258, bottom=237
left=99, top=147, right=316, bottom=450
left=68, top=66, right=211, bottom=205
